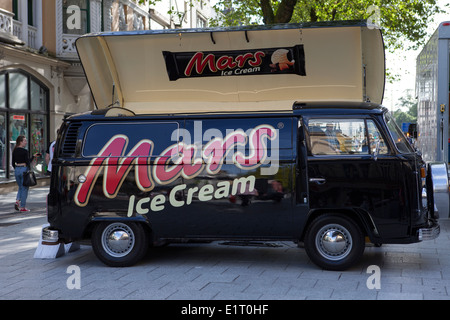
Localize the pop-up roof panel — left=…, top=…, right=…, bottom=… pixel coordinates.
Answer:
left=76, top=21, right=385, bottom=114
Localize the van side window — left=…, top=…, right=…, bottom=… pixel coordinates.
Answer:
left=82, top=122, right=180, bottom=158
left=367, top=120, right=388, bottom=155
left=384, top=112, right=414, bottom=153
left=308, top=119, right=368, bottom=155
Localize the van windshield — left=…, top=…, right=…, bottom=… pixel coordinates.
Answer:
left=384, top=112, right=415, bottom=154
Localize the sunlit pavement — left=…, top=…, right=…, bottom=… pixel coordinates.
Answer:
left=1, top=186, right=450, bottom=300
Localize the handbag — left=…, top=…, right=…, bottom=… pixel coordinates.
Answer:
left=23, top=169, right=37, bottom=187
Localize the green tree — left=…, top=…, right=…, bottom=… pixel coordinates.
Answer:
left=392, top=91, right=417, bottom=126
left=210, top=0, right=445, bottom=52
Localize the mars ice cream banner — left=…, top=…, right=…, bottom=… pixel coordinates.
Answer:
left=74, top=124, right=278, bottom=210
left=163, top=45, right=306, bottom=81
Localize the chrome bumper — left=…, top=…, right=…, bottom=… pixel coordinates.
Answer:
left=418, top=221, right=440, bottom=241
left=42, top=226, right=59, bottom=243
left=429, top=162, right=449, bottom=218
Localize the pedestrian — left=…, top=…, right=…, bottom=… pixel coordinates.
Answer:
left=45, top=139, right=56, bottom=174
left=12, top=135, right=39, bottom=212
left=45, top=129, right=59, bottom=175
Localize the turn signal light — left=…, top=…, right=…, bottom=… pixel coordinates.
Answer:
left=420, top=167, right=426, bottom=178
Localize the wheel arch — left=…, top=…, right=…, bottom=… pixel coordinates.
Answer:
left=300, top=208, right=378, bottom=242
left=83, top=215, right=153, bottom=242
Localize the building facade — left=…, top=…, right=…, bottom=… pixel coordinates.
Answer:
left=0, top=0, right=215, bottom=183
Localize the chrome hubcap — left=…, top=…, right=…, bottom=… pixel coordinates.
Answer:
left=316, top=224, right=352, bottom=261
left=101, top=223, right=135, bottom=258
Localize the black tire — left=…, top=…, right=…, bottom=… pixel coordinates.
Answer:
left=91, top=221, right=149, bottom=267
left=304, top=214, right=365, bottom=271
left=426, top=165, right=435, bottom=218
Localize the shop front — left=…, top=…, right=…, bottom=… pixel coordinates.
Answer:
left=0, top=69, right=49, bottom=180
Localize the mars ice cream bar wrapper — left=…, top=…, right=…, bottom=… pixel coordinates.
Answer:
left=163, top=45, right=306, bottom=81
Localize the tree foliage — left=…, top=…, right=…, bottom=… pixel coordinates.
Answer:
left=210, top=0, right=445, bottom=52
left=392, top=91, right=417, bottom=126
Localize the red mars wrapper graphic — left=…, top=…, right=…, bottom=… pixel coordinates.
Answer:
left=162, top=45, right=306, bottom=81
left=74, top=124, right=278, bottom=207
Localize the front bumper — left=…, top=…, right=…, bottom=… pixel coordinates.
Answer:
left=428, top=162, right=449, bottom=219
left=42, top=225, right=59, bottom=244
left=417, top=219, right=440, bottom=241
left=417, top=162, right=447, bottom=241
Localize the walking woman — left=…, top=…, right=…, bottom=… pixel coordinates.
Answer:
left=12, top=135, right=38, bottom=212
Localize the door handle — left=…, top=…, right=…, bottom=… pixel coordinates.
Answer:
left=309, top=177, right=326, bottom=184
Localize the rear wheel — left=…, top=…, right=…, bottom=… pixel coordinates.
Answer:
left=304, top=214, right=365, bottom=271
left=91, top=222, right=149, bottom=267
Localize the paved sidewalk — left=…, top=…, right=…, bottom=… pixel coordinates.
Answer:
left=1, top=185, right=450, bottom=300
left=0, top=185, right=49, bottom=215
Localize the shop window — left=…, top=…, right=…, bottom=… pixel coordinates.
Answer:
left=0, top=70, right=49, bottom=180
left=10, top=114, right=28, bottom=142
left=0, top=74, right=5, bottom=108
left=9, top=113, right=28, bottom=172
left=30, top=114, right=47, bottom=174
left=31, top=79, right=47, bottom=111
left=0, top=112, right=6, bottom=179
left=9, top=73, right=28, bottom=110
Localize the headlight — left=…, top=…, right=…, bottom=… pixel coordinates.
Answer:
left=77, top=174, right=87, bottom=183
left=421, top=187, right=427, bottom=208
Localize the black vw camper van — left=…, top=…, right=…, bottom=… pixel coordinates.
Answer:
left=45, top=22, right=446, bottom=270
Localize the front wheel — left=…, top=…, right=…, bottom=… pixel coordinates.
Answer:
left=304, top=214, right=365, bottom=271
left=91, top=222, right=149, bottom=267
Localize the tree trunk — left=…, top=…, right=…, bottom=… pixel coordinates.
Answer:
left=260, top=0, right=298, bottom=24
left=274, top=0, right=298, bottom=23
left=310, top=7, right=318, bottom=22
left=260, top=0, right=275, bottom=24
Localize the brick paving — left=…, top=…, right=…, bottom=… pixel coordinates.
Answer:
left=1, top=186, right=450, bottom=300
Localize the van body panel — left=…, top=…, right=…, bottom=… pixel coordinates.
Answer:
left=45, top=102, right=444, bottom=269
left=48, top=103, right=433, bottom=243
left=49, top=113, right=305, bottom=241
